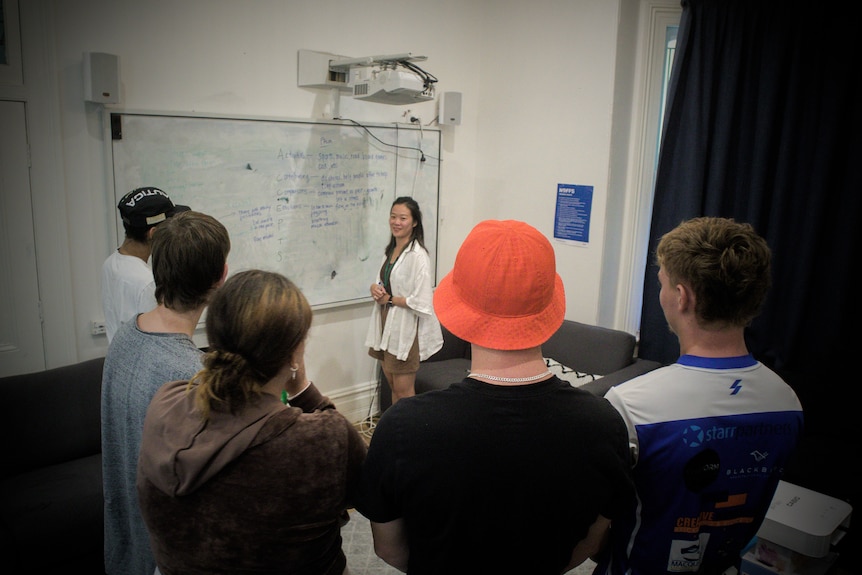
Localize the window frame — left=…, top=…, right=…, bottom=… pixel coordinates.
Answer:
left=613, top=1, right=681, bottom=338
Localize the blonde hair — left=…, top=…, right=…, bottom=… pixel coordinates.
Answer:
left=656, top=216, right=771, bottom=328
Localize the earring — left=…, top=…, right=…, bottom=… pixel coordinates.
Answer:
left=290, top=364, right=298, bottom=380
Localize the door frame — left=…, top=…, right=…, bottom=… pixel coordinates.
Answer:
left=1, top=0, right=77, bottom=373
left=0, top=100, right=45, bottom=376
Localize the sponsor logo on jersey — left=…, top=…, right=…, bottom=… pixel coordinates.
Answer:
left=680, top=422, right=795, bottom=448
left=667, top=533, right=710, bottom=572
left=750, top=449, right=768, bottom=462
left=683, top=449, right=720, bottom=492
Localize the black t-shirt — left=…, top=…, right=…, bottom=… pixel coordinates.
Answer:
left=357, top=376, right=636, bottom=575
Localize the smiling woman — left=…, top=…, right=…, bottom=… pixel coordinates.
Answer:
left=364, top=196, right=443, bottom=406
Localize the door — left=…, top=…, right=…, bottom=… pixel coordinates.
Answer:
left=0, top=100, right=46, bottom=376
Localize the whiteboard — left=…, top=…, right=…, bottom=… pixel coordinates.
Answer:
left=109, top=112, right=440, bottom=308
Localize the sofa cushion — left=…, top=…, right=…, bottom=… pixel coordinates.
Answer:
left=425, top=326, right=470, bottom=362
left=578, top=358, right=664, bottom=396
left=380, top=320, right=659, bottom=412
left=0, top=357, right=104, bottom=478
left=415, top=358, right=471, bottom=395
left=542, top=320, right=636, bottom=375
left=0, top=453, right=103, bottom=570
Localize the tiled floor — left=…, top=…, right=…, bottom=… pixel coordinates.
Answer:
left=344, top=418, right=395, bottom=574
left=341, top=509, right=401, bottom=575
left=340, top=508, right=597, bottom=575
left=569, top=559, right=597, bottom=575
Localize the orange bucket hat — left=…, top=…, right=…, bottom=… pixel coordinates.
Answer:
left=433, top=220, right=565, bottom=350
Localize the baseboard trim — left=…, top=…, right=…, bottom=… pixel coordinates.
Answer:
left=330, top=378, right=382, bottom=424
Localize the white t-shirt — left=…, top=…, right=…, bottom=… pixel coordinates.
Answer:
left=100, top=250, right=157, bottom=343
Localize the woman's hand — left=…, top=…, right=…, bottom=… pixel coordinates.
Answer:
left=371, top=283, right=390, bottom=304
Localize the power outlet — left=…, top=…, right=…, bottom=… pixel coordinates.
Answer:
left=91, top=321, right=106, bottom=335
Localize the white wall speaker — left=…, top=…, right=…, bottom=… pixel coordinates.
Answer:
left=83, top=52, right=119, bottom=104
left=439, top=91, right=462, bottom=125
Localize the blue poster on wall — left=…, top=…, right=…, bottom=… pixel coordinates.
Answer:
left=553, top=184, right=593, bottom=244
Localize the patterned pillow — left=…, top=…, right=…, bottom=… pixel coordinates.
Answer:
left=544, top=357, right=602, bottom=387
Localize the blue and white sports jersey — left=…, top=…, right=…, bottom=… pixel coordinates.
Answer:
left=596, top=355, right=803, bottom=575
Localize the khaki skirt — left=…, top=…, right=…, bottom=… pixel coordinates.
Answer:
left=368, top=305, right=420, bottom=374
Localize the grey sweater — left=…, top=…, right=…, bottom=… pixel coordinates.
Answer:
left=101, top=316, right=204, bottom=575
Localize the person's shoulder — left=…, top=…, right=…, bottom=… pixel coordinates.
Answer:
left=101, top=249, right=118, bottom=268
left=153, top=378, right=190, bottom=399
left=382, top=384, right=466, bottom=421
left=103, top=249, right=145, bottom=268
left=105, top=315, right=142, bottom=350
left=104, top=253, right=153, bottom=285
left=269, top=405, right=358, bottom=444
left=750, top=362, right=802, bottom=406
left=376, top=390, right=442, bottom=421
left=294, top=405, right=354, bottom=428
left=606, top=363, right=676, bottom=394
left=406, top=240, right=430, bottom=256
left=752, top=360, right=789, bottom=382
left=160, top=338, right=205, bottom=363
left=558, top=383, right=626, bottom=414
left=139, top=345, right=202, bottom=386
left=108, top=322, right=200, bottom=363
left=100, top=250, right=124, bottom=278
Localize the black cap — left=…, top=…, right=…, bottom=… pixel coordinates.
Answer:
left=117, top=187, right=190, bottom=228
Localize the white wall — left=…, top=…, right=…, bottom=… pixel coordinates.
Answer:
left=473, top=0, right=621, bottom=321
left=18, top=0, right=648, bottom=421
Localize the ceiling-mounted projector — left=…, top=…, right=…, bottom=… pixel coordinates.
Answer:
left=348, top=66, right=435, bottom=105
left=297, top=50, right=438, bottom=114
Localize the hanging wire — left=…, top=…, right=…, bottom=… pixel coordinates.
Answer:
left=355, top=365, right=383, bottom=441
left=337, top=117, right=440, bottom=163
left=398, top=60, right=438, bottom=96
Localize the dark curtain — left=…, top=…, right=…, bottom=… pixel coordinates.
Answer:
left=638, top=0, right=860, bottom=512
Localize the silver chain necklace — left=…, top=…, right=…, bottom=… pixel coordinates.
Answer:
left=468, top=370, right=552, bottom=383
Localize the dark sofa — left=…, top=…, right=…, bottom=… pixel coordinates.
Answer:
left=379, top=319, right=663, bottom=412
left=0, top=357, right=105, bottom=573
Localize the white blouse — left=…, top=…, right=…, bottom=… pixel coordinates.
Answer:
left=364, top=240, right=443, bottom=361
